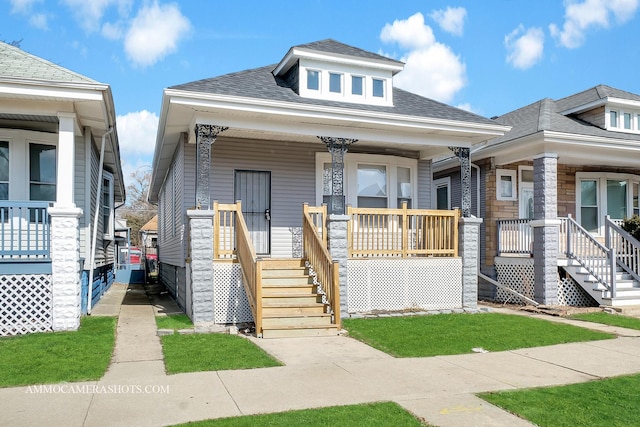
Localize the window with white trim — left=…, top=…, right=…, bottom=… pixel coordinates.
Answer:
left=610, top=110, right=618, bottom=128
left=357, top=164, right=387, bottom=208
left=432, top=177, right=450, bottom=210
left=351, top=75, right=363, bottom=96
left=496, top=169, right=516, bottom=201
left=329, top=72, right=342, bottom=93
left=316, top=152, right=416, bottom=209
left=372, top=78, right=384, bottom=98
left=577, top=172, right=640, bottom=234
left=29, top=143, right=56, bottom=202
left=307, top=69, right=320, bottom=91
left=102, top=171, right=114, bottom=239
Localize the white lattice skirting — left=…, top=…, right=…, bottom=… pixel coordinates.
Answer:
left=0, top=274, right=53, bottom=336
left=212, top=263, right=254, bottom=324
left=494, top=258, right=596, bottom=306
left=347, top=258, right=463, bottom=313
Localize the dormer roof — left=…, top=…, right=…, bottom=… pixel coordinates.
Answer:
left=272, top=39, right=404, bottom=77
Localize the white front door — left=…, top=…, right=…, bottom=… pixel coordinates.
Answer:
left=519, top=182, right=534, bottom=219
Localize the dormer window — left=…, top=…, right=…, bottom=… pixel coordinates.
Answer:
left=373, top=79, right=384, bottom=98
left=352, top=76, right=363, bottom=96
left=610, top=110, right=618, bottom=128
left=329, top=73, right=342, bottom=93
left=307, top=70, right=320, bottom=91
left=624, top=112, right=632, bottom=129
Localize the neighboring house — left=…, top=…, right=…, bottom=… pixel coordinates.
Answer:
left=149, top=39, right=508, bottom=337
left=0, top=42, right=125, bottom=335
left=140, top=214, right=158, bottom=257
left=434, top=85, right=640, bottom=308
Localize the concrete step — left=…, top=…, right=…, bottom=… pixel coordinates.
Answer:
left=602, top=295, right=640, bottom=307
left=261, top=324, right=339, bottom=339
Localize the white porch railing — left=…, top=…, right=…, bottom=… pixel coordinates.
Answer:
left=0, top=201, right=51, bottom=261
left=606, top=216, right=640, bottom=284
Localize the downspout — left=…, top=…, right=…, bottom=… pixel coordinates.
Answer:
left=87, top=127, right=114, bottom=314
left=471, top=163, right=481, bottom=218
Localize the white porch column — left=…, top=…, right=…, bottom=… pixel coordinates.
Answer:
left=56, top=113, right=77, bottom=208
left=49, top=206, right=83, bottom=331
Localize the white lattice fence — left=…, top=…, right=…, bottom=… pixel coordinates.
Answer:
left=347, top=258, right=463, bottom=313
left=212, top=263, right=253, bottom=324
left=495, top=258, right=535, bottom=303
left=0, top=274, right=53, bottom=336
left=494, top=258, right=597, bottom=307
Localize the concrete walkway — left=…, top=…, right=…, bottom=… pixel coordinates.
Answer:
left=2, top=284, right=640, bottom=427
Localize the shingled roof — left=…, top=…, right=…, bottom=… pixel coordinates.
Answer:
left=0, top=41, right=97, bottom=83
left=489, top=86, right=640, bottom=145
left=170, top=65, right=496, bottom=126
left=292, top=39, right=404, bottom=66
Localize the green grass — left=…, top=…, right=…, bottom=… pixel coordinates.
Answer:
left=173, top=401, right=426, bottom=426
left=479, top=373, right=640, bottom=426
left=0, top=316, right=116, bottom=387
left=156, top=314, right=194, bottom=331
left=568, top=312, right=640, bottom=330
left=343, top=313, right=614, bottom=357
left=161, top=333, right=282, bottom=374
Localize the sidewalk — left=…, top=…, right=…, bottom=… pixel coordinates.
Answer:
left=1, top=284, right=640, bottom=427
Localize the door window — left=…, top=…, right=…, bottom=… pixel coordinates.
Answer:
left=580, top=179, right=599, bottom=232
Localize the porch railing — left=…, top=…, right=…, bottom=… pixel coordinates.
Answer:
left=606, top=216, right=640, bottom=283
left=347, top=204, right=459, bottom=258
left=302, top=203, right=339, bottom=328
left=496, top=219, right=532, bottom=255
left=565, top=215, right=614, bottom=296
left=305, top=204, right=327, bottom=245
left=214, top=201, right=263, bottom=334
left=0, top=201, right=51, bottom=261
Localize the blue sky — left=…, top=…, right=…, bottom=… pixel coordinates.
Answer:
left=3, top=0, right=640, bottom=190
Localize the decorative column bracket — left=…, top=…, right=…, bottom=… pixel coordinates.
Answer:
left=449, top=146, right=471, bottom=218
left=195, top=124, right=228, bottom=209
left=318, top=136, right=357, bottom=215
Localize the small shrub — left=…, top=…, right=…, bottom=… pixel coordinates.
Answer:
left=621, top=215, right=640, bottom=241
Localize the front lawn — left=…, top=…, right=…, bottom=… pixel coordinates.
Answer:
left=0, top=316, right=117, bottom=387
left=173, top=401, right=426, bottom=426
left=343, top=313, right=613, bottom=357
left=161, top=333, right=282, bottom=374
left=568, top=312, right=640, bottom=330
left=479, top=373, right=640, bottom=426
left=156, top=313, right=194, bottom=331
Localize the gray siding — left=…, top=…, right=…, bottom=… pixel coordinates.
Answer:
left=209, top=137, right=322, bottom=258
left=158, top=136, right=186, bottom=267
left=417, top=159, right=432, bottom=209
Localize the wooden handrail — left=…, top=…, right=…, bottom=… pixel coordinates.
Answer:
left=214, top=201, right=263, bottom=335
left=347, top=204, right=459, bottom=258
left=303, top=203, right=340, bottom=328
left=305, top=204, right=327, bottom=245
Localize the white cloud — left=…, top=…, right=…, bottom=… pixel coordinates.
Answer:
left=124, top=1, right=191, bottom=68
left=429, top=7, right=467, bottom=36
left=61, top=0, right=132, bottom=32
left=380, top=13, right=435, bottom=49
left=29, top=13, right=48, bottom=30
left=380, top=12, right=466, bottom=103
left=116, top=110, right=159, bottom=157
left=550, top=0, right=639, bottom=48
left=456, top=103, right=473, bottom=112
left=505, top=25, right=545, bottom=70
left=9, top=0, right=41, bottom=14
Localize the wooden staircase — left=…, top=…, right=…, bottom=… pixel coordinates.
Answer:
left=259, top=259, right=339, bottom=338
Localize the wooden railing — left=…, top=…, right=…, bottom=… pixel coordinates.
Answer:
left=0, top=201, right=51, bottom=261
left=606, top=216, right=640, bottom=283
left=305, top=204, right=327, bottom=245
left=213, top=202, right=237, bottom=260
left=213, top=201, right=262, bottom=333
left=302, top=203, right=339, bottom=328
left=347, top=204, right=459, bottom=258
